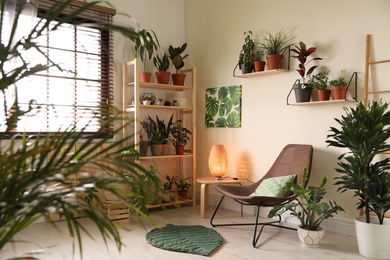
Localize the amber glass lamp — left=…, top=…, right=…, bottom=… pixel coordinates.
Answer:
left=208, top=144, right=228, bottom=180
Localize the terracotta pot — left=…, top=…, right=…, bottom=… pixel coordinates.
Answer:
left=317, top=89, right=331, bottom=101
left=161, top=143, right=169, bottom=155
left=155, top=71, right=171, bottom=84
left=175, top=145, right=185, bottom=155
left=332, top=86, right=348, bottom=100
left=266, top=54, right=284, bottom=70
left=151, top=144, right=163, bottom=156
left=171, top=73, right=186, bottom=86
left=253, top=61, right=266, bottom=72
left=140, top=72, right=152, bottom=83
left=177, top=190, right=188, bottom=201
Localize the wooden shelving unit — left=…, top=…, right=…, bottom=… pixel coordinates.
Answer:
left=122, top=58, right=197, bottom=209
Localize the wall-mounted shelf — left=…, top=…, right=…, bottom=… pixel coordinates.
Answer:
left=235, top=69, right=289, bottom=78
left=288, top=99, right=356, bottom=106
left=233, top=46, right=291, bottom=78
left=287, top=72, right=358, bottom=105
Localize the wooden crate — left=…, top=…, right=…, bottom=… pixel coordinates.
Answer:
left=103, top=201, right=130, bottom=223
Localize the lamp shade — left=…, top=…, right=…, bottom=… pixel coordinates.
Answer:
left=208, top=144, right=228, bottom=180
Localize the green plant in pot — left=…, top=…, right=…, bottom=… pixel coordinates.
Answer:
left=153, top=52, right=170, bottom=84
left=306, top=71, right=331, bottom=101
left=327, top=100, right=390, bottom=258
left=146, top=115, right=173, bottom=156
left=163, top=175, right=177, bottom=202
left=168, top=43, right=189, bottom=85
left=291, top=41, right=322, bottom=103
left=170, top=119, right=192, bottom=155
left=173, top=175, right=192, bottom=200
left=134, top=29, right=160, bottom=82
left=238, top=30, right=255, bottom=74
left=268, top=167, right=344, bottom=247
left=253, top=49, right=266, bottom=72
left=260, top=27, right=293, bottom=70
left=329, top=71, right=348, bottom=100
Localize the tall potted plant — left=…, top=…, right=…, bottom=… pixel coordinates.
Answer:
left=260, top=28, right=293, bottom=70
left=268, top=167, right=344, bottom=247
left=170, top=120, right=192, bottom=155
left=327, top=101, right=390, bottom=259
left=135, top=29, right=160, bottom=82
left=238, top=30, right=255, bottom=74
left=168, top=43, right=189, bottom=85
left=291, top=41, right=322, bottom=103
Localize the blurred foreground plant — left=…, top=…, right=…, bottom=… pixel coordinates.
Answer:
left=0, top=0, right=160, bottom=258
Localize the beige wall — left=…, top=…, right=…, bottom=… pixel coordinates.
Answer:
left=185, top=0, right=390, bottom=231
left=106, top=0, right=390, bottom=235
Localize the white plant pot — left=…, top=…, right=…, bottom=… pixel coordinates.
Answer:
left=297, top=226, right=325, bottom=247
left=355, top=216, right=390, bottom=259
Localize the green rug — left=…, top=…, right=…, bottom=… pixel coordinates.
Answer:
left=145, top=224, right=223, bottom=256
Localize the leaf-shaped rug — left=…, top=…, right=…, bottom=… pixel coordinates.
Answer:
left=145, top=224, right=223, bottom=256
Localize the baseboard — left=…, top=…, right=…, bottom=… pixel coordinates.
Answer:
left=197, top=191, right=356, bottom=237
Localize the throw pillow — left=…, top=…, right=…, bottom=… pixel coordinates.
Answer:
left=250, top=175, right=296, bottom=197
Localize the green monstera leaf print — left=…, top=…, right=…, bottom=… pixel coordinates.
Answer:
left=205, top=85, right=242, bottom=128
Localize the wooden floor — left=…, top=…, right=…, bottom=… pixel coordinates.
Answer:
left=1, top=205, right=367, bottom=260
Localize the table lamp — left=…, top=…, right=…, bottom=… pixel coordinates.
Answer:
left=208, top=144, right=228, bottom=180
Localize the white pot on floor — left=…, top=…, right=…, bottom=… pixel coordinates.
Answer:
left=297, top=226, right=325, bottom=247
left=355, top=216, right=390, bottom=259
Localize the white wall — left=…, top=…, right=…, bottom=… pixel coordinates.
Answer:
left=185, top=0, right=390, bottom=234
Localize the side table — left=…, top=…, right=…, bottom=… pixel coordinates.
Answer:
left=196, top=176, right=242, bottom=218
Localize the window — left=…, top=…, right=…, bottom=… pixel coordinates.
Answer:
left=1, top=0, right=115, bottom=135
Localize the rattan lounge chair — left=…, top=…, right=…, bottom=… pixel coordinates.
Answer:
left=210, top=144, right=314, bottom=247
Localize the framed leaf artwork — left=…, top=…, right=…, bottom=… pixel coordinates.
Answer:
left=205, top=85, right=242, bottom=128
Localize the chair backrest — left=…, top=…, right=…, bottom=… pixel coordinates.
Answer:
left=260, top=144, right=313, bottom=187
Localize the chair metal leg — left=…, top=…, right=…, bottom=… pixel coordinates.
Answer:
left=210, top=195, right=225, bottom=227
left=210, top=196, right=297, bottom=247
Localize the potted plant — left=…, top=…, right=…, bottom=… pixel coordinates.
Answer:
left=326, top=100, right=390, bottom=258
left=306, top=71, right=331, bottom=101
left=140, top=118, right=154, bottom=156
left=134, top=29, right=160, bottom=82
left=238, top=30, right=255, bottom=74
left=329, top=71, right=348, bottom=100
left=253, top=50, right=266, bottom=72
left=169, top=119, right=192, bottom=155
left=173, top=175, right=192, bottom=200
left=153, top=52, right=170, bottom=84
left=260, top=27, right=294, bottom=70
left=168, top=43, right=189, bottom=85
left=146, top=115, right=173, bottom=156
left=268, top=167, right=344, bottom=247
left=291, top=41, right=322, bottom=103
left=162, top=175, right=177, bottom=201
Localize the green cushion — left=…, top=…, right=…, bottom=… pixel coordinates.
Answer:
left=250, top=175, right=296, bottom=197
